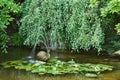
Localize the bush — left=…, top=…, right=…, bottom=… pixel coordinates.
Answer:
left=0, top=0, right=20, bottom=53
left=101, top=0, right=120, bottom=54
left=101, top=0, right=120, bottom=32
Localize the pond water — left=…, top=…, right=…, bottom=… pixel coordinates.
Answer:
left=0, top=48, right=120, bottom=80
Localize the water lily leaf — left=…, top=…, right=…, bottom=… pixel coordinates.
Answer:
left=32, top=61, right=45, bottom=67
left=24, top=63, right=33, bottom=71
left=1, top=61, right=12, bottom=68
left=31, top=69, right=41, bottom=73
left=51, top=70, right=62, bottom=75
left=14, top=64, right=26, bottom=70
left=47, top=58, right=58, bottom=63
left=67, top=59, right=75, bottom=64
left=38, top=73, right=45, bottom=75
left=85, top=73, right=97, bottom=78
left=0, top=58, right=113, bottom=75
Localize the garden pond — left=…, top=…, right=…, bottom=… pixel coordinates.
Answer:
left=0, top=48, right=120, bottom=80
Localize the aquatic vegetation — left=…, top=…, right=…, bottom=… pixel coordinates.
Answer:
left=0, top=58, right=113, bottom=76
left=85, top=73, right=97, bottom=78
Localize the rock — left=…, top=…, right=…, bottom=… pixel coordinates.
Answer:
left=36, top=50, right=50, bottom=62
left=113, top=50, right=120, bottom=55
left=110, top=50, right=120, bottom=59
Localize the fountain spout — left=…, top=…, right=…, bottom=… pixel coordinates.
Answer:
left=27, top=44, right=37, bottom=60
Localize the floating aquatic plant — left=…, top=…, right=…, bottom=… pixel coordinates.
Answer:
left=0, top=58, right=113, bottom=75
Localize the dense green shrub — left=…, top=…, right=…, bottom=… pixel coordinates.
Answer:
left=20, top=0, right=105, bottom=52
left=101, top=0, right=120, bottom=16
left=0, top=32, right=9, bottom=53
left=101, top=0, right=120, bottom=32
left=101, top=0, right=120, bottom=54
left=0, top=0, right=20, bottom=53
left=11, top=33, right=24, bottom=46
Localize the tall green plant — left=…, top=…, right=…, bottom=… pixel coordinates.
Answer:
left=20, top=0, right=105, bottom=52
left=100, top=0, right=120, bottom=54
left=0, top=0, right=20, bottom=53
left=101, top=0, right=120, bottom=32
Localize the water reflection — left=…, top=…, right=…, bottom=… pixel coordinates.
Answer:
left=0, top=48, right=120, bottom=80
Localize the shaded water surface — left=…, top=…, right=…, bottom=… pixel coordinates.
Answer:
left=0, top=48, right=120, bottom=80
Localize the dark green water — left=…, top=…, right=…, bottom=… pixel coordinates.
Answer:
left=0, top=48, right=120, bottom=80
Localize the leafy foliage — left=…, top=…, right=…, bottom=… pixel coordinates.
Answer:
left=0, top=0, right=20, bottom=53
left=101, top=0, right=120, bottom=32
left=116, top=23, right=120, bottom=32
left=1, top=58, right=113, bottom=75
left=11, top=33, right=24, bottom=46
left=0, top=32, right=9, bottom=53
left=101, top=0, right=120, bottom=17
left=101, top=0, right=120, bottom=54
left=102, top=36, right=120, bottom=54
left=0, top=0, right=20, bottom=30
left=20, top=0, right=104, bottom=51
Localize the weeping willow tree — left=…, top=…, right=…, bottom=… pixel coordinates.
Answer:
left=20, top=0, right=104, bottom=52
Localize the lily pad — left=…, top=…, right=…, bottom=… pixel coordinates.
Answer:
left=0, top=58, right=113, bottom=76
left=85, top=73, right=97, bottom=78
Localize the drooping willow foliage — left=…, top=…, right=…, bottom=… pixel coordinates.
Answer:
left=20, top=0, right=105, bottom=51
